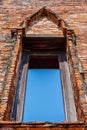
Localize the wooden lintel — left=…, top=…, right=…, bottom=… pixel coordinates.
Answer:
left=29, top=55, right=59, bottom=69
left=22, top=34, right=66, bottom=51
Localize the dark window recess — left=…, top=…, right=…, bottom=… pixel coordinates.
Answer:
left=29, top=56, right=59, bottom=69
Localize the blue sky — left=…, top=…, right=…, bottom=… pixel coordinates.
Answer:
left=23, top=69, right=65, bottom=122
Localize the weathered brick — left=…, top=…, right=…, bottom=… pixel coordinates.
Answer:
left=0, top=0, right=87, bottom=129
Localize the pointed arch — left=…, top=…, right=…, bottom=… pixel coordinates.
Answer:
left=11, top=7, right=76, bottom=46
left=22, top=7, right=67, bottom=36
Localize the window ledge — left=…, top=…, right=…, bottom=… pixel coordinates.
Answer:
left=0, top=121, right=86, bottom=126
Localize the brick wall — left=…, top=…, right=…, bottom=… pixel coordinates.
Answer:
left=0, top=0, right=87, bottom=129
left=0, top=122, right=87, bottom=130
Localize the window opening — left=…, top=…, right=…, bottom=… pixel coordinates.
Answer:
left=23, top=69, right=65, bottom=122
left=11, top=35, right=77, bottom=122
left=23, top=56, right=65, bottom=122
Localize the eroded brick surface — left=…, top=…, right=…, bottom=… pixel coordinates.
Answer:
left=0, top=1, right=87, bottom=127
left=0, top=122, right=87, bottom=130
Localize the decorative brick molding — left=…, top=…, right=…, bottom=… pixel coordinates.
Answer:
left=11, top=7, right=76, bottom=38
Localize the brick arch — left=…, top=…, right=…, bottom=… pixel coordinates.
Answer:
left=24, top=7, right=66, bottom=35
left=11, top=7, right=76, bottom=45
